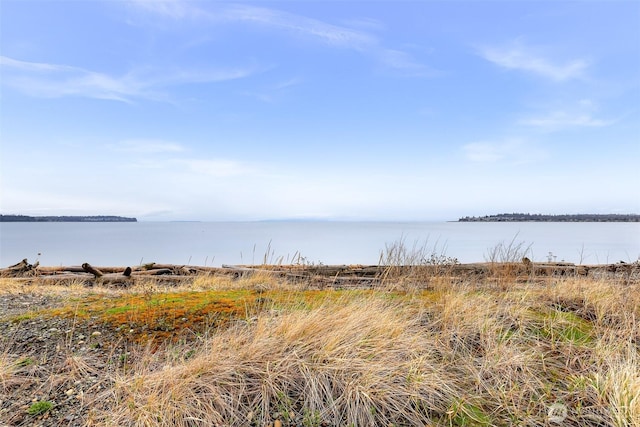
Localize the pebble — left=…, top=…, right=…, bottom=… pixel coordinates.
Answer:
left=91, top=331, right=102, bottom=337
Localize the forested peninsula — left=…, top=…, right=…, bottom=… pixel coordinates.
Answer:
left=0, top=215, right=137, bottom=222
left=459, top=213, right=640, bottom=222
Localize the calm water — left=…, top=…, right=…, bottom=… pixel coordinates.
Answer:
left=1, top=221, right=638, bottom=267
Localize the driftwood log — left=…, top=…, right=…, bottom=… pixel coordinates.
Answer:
left=1, top=259, right=638, bottom=286
left=1, top=259, right=39, bottom=277
left=82, top=263, right=104, bottom=278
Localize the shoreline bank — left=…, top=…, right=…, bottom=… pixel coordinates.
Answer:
left=3, top=258, right=638, bottom=287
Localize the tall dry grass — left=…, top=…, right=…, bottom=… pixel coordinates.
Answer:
left=92, top=299, right=456, bottom=426
left=84, top=277, right=638, bottom=426
left=1, top=272, right=638, bottom=426
left=377, top=237, right=460, bottom=290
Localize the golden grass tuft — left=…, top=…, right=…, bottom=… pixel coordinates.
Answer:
left=0, top=351, right=17, bottom=393
left=98, top=296, right=458, bottom=426
left=191, top=271, right=305, bottom=292
left=0, top=277, right=89, bottom=295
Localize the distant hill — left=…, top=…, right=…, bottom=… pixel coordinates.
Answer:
left=458, top=213, right=640, bottom=222
left=0, top=215, right=137, bottom=222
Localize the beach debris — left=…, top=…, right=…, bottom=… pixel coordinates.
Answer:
left=0, top=258, right=39, bottom=277
left=1, top=259, right=638, bottom=285
left=82, top=263, right=103, bottom=278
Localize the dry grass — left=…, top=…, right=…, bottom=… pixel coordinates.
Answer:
left=0, top=277, right=88, bottom=297
left=96, top=297, right=454, bottom=426
left=0, top=351, right=17, bottom=393
left=1, top=272, right=639, bottom=426
left=377, top=238, right=460, bottom=290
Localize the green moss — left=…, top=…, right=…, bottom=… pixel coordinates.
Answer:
left=7, top=313, right=37, bottom=322
left=15, top=357, right=35, bottom=367
left=450, top=401, right=492, bottom=426
left=104, top=306, right=133, bottom=315
left=537, top=309, right=594, bottom=345
left=27, top=401, right=53, bottom=416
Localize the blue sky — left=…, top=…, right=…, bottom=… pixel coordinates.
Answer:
left=1, top=0, right=639, bottom=221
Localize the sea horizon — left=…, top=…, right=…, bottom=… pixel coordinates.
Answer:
left=1, top=220, right=638, bottom=268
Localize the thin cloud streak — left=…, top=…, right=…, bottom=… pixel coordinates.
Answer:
left=520, top=111, right=615, bottom=130
left=223, top=4, right=376, bottom=49
left=118, top=153, right=259, bottom=178
left=477, top=41, right=588, bottom=81
left=126, top=0, right=204, bottom=20
left=180, top=159, right=254, bottom=178
left=0, top=56, right=76, bottom=72
left=519, top=100, right=616, bottom=131
left=129, top=1, right=375, bottom=49
left=114, top=139, right=186, bottom=153
left=462, top=139, right=547, bottom=164
left=242, top=77, right=302, bottom=103
left=127, top=0, right=430, bottom=74
left=0, top=55, right=260, bottom=102
left=1, top=56, right=141, bottom=102
left=375, top=49, right=435, bottom=76
left=463, top=142, right=506, bottom=163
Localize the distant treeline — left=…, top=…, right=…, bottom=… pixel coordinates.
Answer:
left=0, top=215, right=137, bottom=222
left=459, top=213, right=640, bottom=222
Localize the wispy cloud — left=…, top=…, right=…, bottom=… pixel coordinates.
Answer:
left=127, top=0, right=430, bottom=74
left=115, top=156, right=259, bottom=191
left=180, top=159, right=255, bottom=178
left=0, top=56, right=142, bottom=102
left=0, top=55, right=259, bottom=102
left=117, top=156, right=257, bottom=179
left=519, top=99, right=616, bottom=131
left=463, top=139, right=546, bottom=164
left=463, top=142, right=506, bottom=163
left=520, top=111, right=614, bottom=130
left=0, top=55, right=75, bottom=72
left=223, top=4, right=376, bottom=50
left=477, top=40, right=588, bottom=81
left=341, top=17, right=385, bottom=32
left=375, top=49, right=435, bottom=77
left=111, top=139, right=257, bottom=176
left=128, top=0, right=374, bottom=48
left=114, top=139, right=186, bottom=153
left=243, top=77, right=302, bottom=103
left=126, top=0, right=204, bottom=20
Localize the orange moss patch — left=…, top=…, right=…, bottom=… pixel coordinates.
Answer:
left=45, top=289, right=259, bottom=343
left=35, top=289, right=442, bottom=344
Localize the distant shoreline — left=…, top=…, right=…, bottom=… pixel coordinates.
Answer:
left=459, top=213, right=640, bottom=222
left=0, top=215, right=137, bottom=222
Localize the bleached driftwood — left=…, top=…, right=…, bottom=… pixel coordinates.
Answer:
left=0, top=259, right=39, bottom=277
left=1, top=259, right=637, bottom=287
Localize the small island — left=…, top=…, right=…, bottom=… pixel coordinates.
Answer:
left=459, top=213, right=640, bottom=222
left=0, top=215, right=137, bottom=222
